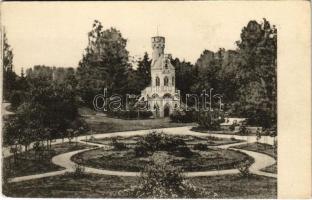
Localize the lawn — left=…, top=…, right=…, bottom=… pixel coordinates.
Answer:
left=3, top=173, right=276, bottom=198
left=191, top=126, right=257, bottom=136
left=189, top=174, right=277, bottom=199
left=233, top=142, right=277, bottom=174
left=3, top=142, right=94, bottom=178
left=233, top=142, right=277, bottom=159
left=81, top=113, right=197, bottom=134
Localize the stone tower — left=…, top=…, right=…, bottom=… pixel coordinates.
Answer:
left=141, top=36, right=180, bottom=117
left=151, top=36, right=165, bottom=61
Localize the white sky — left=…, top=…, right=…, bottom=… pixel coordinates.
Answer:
left=2, top=1, right=280, bottom=74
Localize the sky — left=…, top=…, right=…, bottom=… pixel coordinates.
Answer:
left=2, top=1, right=280, bottom=75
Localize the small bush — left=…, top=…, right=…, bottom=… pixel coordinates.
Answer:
left=121, top=155, right=216, bottom=198
left=229, top=123, right=236, bottom=131
left=230, top=137, right=237, bottom=141
left=110, top=138, right=127, bottom=150
left=134, top=145, right=148, bottom=157
left=193, top=143, right=208, bottom=151
left=9, top=90, right=26, bottom=110
left=173, top=146, right=193, bottom=157
left=235, top=159, right=252, bottom=177
left=197, top=110, right=224, bottom=130
left=66, top=163, right=87, bottom=178
left=239, top=124, right=249, bottom=135
left=135, top=131, right=193, bottom=157
left=170, top=110, right=195, bottom=123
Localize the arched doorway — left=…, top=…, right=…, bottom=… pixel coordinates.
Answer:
left=164, top=105, right=170, bottom=117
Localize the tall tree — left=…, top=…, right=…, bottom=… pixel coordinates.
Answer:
left=135, top=52, right=151, bottom=92
left=77, top=20, right=130, bottom=106
left=3, top=30, right=17, bottom=100
left=170, top=57, right=195, bottom=102
left=235, top=19, right=277, bottom=128
left=191, top=50, right=222, bottom=96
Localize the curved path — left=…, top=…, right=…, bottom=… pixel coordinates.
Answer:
left=7, top=127, right=277, bottom=183
left=3, top=126, right=274, bottom=158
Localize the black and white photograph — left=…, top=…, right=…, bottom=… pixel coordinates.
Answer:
left=1, top=1, right=310, bottom=199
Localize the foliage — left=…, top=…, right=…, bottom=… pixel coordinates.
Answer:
left=170, top=57, right=196, bottom=102
left=110, top=138, right=127, bottom=150
left=134, top=52, right=152, bottom=92
left=170, top=110, right=196, bottom=123
left=9, top=90, right=27, bottom=110
left=3, top=30, right=18, bottom=101
left=239, top=124, right=249, bottom=135
left=197, top=110, right=224, bottom=130
left=229, top=123, right=236, bottom=131
left=122, top=155, right=216, bottom=198
left=76, top=20, right=130, bottom=106
left=136, top=131, right=188, bottom=154
left=185, top=19, right=277, bottom=129
left=193, top=143, right=208, bottom=151
left=235, top=159, right=252, bottom=177
left=73, top=163, right=86, bottom=177
left=3, top=76, right=84, bottom=150
left=235, top=19, right=277, bottom=128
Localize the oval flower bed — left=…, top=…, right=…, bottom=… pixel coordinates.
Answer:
left=72, top=131, right=253, bottom=172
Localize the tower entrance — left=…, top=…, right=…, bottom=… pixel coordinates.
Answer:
left=164, top=105, right=170, bottom=117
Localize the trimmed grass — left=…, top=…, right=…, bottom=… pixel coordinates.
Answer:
left=233, top=142, right=277, bottom=174
left=189, top=174, right=277, bottom=199
left=3, top=173, right=276, bottom=198
left=82, top=114, right=197, bottom=134
left=71, top=147, right=253, bottom=172
left=3, top=142, right=94, bottom=178
left=233, top=142, right=277, bottom=159
left=191, top=126, right=257, bottom=136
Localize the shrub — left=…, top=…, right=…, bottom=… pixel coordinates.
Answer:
left=110, top=138, right=127, bottom=150
left=229, top=123, right=236, bottom=131
left=197, top=110, right=224, bottom=130
left=235, top=159, right=252, bottom=177
left=66, top=162, right=87, bottom=179
left=134, top=145, right=148, bottom=157
left=239, top=124, right=248, bottom=135
left=121, top=155, right=216, bottom=198
left=172, top=146, right=193, bottom=157
left=9, top=90, right=26, bottom=110
left=170, top=110, right=195, bottom=123
left=193, top=143, right=208, bottom=151
left=135, top=131, right=193, bottom=157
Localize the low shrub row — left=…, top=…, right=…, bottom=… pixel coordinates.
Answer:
left=169, top=110, right=196, bottom=123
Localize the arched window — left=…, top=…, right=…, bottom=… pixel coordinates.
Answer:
left=156, top=77, right=160, bottom=86
left=172, top=76, right=175, bottom=86
left=164, top=76, right=169, bottom=86
left=165, top=59, right=168, bottom=69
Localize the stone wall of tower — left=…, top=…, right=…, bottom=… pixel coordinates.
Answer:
left=151, top=36, right=165, bottom=61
